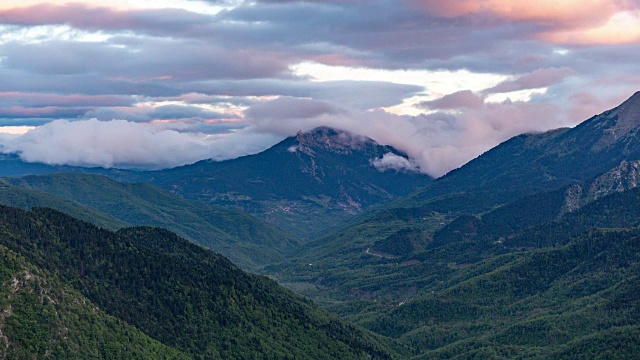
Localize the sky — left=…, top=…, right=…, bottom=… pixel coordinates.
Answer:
left=0, top=0, right=638, bottom=176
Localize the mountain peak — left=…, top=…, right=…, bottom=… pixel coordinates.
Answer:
left=615, top=90, right=640, bottom=126
left=293, top=127, right=375, bottom=155
left=587, top=91, right=640, bottom=150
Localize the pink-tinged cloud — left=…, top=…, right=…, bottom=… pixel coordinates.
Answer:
left=0, top=3, right=207, bottom=33
left=409, top=0, right=635, bottom=25
left=541, top=11, right=640, bottom=45
left=246, top=92, right=572, bottom=177
left=0, top=119, right=281, bottom=169
left=309, top=53, right=365, bottom=67
left=245, top=97, right=343, bottom=120
left=421, top=90, right=485, bottom=110
left=566, top=91, right=634, bottom=124
left=484, top=67, right=575, bottom=94
left=408, top=0, right=640, bottom=45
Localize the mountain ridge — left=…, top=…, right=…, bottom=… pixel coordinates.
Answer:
left=0, top=204, right=398, bottom=359
left=3, top=173, right=301, bottom=270
left=138, top=127, right=433, bottom=238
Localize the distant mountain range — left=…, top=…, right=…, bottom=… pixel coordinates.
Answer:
left=286, top=91, right=640, bottom=271
left=263, top=92, right=640, bottom=356
left=1, top=92, right=640, bottom=358
left=401, top=90, right=640, bottom=210
left=0, top=127, right=433, bottom=238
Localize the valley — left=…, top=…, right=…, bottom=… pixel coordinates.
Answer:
left=2, top=1, right=639, bottom=357
left=1, top=93, right=640, bottom=358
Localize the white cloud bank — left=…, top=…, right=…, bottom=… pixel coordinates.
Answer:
left=0, top=88, right=625, bottom=177
left=0, top=118, right=279, bottom=169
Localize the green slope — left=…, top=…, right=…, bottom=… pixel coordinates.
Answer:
left=0, top=179, right=127, bottom=230
left=0, top=245, right=188, bottom=359
left=0, top=205, right=397, bottom=359
left=265, top=165, right=640, bottom=323
left=265, top=170, right=640, bottom=357
left=6, top=173, right=301, bottom=270
left=361, top=228, right=640, bottom=358
left=265, top=91, right=640, bottom=298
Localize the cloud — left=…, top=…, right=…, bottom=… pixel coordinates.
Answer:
left=0, top=106, right=89, bottom=118
left=406, top=1, right=640, bottom=49
left=410, top=0, right=633, bottom=25
left=0, top=0, right=638, bottom=178
left=545, top=11, right=640, bottom=45
left=0, top=92, right=135, bottom=108
left=245, top=97, right=341, bottom=120
left=371, top=153, right=420, bottom=172
left=150, top=105, right=234, bottom=121
left=484, top=67, right=575, bottom=94
left=243, top=90, right=580, bottom=177
left=421, top=90, right=485, bottom=110
left=0, top=119, right=280, bottom=169
left=0, top=3, right=215, bottom=35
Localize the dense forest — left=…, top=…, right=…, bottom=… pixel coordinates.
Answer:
left=265, top=166, right=640, bottom=358
left=2, top=94, right=640, bottom=358
left=0, top=205, right=395, bottom=359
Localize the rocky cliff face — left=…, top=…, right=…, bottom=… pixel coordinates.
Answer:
left=562, top=160, right=640, bottom=215
left=592, top=91, right=640, bottom=151
left=294, top=127, right=373, bottom=155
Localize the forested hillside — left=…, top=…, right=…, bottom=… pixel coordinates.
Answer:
left=363, top=228, right=640, bottom=358
left=4, top=173, right=301, bottom=270
left=0, top=205, right=396, bottom=359
left=0, top=245, right=189, bottom=359
left=264, top=162, right=640, bottom=357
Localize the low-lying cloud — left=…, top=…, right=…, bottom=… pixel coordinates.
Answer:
left=371, top=153, right=420, bottom=173
left=0, top=81, right=632, bottom=177
left=1, top=86, right=628, bottom=177
left=243, top=89, right=616, bottom=177
left=0, top=119, right=279, bottom=169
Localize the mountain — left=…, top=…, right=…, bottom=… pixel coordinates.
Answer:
left=1, top=127, right=433, bottom=239
left=3, top=173, right=301, bottom=270
left=431, top=159, right=640, bottom=250
left=263, top=92, right=640, bottom=313
left=266, top=168, right=640, bottom=357
left=401, top=90, right=640, bottom=210
left=0, top=205, right=397, bottom=359
left=0, top=178, right=127, bottom=229
left=138, top=127, right=433, bottom=238
left=0, top=244, right=189, bottom=358
left=0, top=153, right=132, bottom=179
left=268, top=92, right=640, bottom=290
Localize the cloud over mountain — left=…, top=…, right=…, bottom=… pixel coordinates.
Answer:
left=0, top=0, right=637, bottom=176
